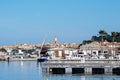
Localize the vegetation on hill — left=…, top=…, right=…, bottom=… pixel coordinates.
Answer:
left=82, top=30, right=120, bottom=45
left=0, top=48, right=7, bottom=52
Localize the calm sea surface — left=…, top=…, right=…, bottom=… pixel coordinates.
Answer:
left=0, top=61, right=120, bottom=80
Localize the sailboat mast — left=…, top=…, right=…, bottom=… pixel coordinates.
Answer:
left=39, top=37, right=46, bottom=58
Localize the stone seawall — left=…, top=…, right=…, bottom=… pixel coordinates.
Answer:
left=41, top=59, right=120, bottom=75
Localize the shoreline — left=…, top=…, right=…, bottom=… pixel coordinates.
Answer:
left=1, top=57, right=120, bottom=62
left=10, top=58, right=37, bottom=61
left=0, top=58, right=37, bottom=62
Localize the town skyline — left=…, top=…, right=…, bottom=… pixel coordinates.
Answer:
left=0, top=0, right=120, bottom=46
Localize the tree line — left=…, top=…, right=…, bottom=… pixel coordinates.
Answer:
left=82, top=30, right=120, bottom=45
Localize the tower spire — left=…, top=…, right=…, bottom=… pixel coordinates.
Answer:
left=54, top=37, right=59, bottom=47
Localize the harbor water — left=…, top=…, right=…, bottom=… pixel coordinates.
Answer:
left=0, top=61, right=120, bottom=80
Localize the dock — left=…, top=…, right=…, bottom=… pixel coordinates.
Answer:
left=41, top=59, right=120, bottom=75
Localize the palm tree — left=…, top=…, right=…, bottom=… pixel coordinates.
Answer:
left=98, top=30, right=107, bottom=54
left=111, top=32, right=117, bottom=42
left=99, top=30, right=107, bottom=42
left=111, top=32, right=117, bottom=57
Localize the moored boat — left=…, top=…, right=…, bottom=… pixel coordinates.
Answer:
left=37, top=57, right=48, bottom=62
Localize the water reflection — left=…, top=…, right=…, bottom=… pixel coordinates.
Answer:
left=36, top=62, right=42, bottom=75
left=1, top=61, right=120, bottom=80
left=20, top=61, right=23, bottom=67
left=42, top=72, right=120, bottom=80
left=81, top=76, right=85, bottom=80
left=7, top=60, right=10, bottom=66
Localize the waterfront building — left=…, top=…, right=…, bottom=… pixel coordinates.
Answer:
left=0, top=52, right=5, bottom=56
left=47, top=47, right=78, bottom=59
left=18, top=43, right=36, bottom=49
left=80, top=41, right=120, bottom=59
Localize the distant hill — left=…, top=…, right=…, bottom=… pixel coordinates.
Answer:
left=82, top=30, right=120, bottom=45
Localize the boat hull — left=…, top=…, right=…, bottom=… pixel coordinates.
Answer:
left=37, top=57, right=47, bottom=62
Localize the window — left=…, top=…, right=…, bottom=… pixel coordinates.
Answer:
left=93, top=52, right=96, bottom=54
left=104, top=51, right=108, bottom=53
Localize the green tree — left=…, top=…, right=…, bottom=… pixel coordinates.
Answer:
left=111, top=32, right=117, bottom=56
left=0, top=48, right=7, bottom=52
left=111, top=32, right=117, bottom=42
left=12, top=49, right=19, bottom=55
left=99, top=30, right=107, bottom=42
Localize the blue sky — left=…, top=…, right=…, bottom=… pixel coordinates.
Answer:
left=0, top=0, right=120, bottom=46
